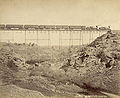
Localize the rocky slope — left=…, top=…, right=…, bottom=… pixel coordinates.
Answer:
left=61, top=30, right=120, bottom=95
left=0, top=30, right=120, bottom=97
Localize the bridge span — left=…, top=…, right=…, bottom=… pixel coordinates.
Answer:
left=0, top=24, right=110, bottom=47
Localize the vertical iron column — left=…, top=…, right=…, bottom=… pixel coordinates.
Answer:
left=69, top=30, right=71, bottom=49
left=71, top=30, right=73, bottom=47
left=7, top=30, right=9, bottom=43
left=69, top=30, right=71, bottom=58
left=89, top=30, right=91, bottom=44
left=48, top=30, right=50, bottom=48
left=37, top=30, right=38, bottom=45
left=12, top=30, right=14, bottom=43
left=59, top=30, right=61, bottom=49
left=79, top=30, right=81, bottom=48
left=25, top=30, right=27, bottom=64
left=81, top=30, right=83, bottom=45
left=36, top=29, right=39, bottom=62
left=40, top=30, right=42, bottom=46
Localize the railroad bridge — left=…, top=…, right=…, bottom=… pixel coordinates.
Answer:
left=0, top=24, right=110, bottom=48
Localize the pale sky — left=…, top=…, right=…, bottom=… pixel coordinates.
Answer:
left=0, top=0, right=120, bottom=29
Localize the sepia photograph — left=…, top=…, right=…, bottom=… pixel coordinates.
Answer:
left=0, top=0, right=120, bottom=98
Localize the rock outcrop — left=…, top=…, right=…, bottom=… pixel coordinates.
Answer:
left=61, top=31, right=120, bottom=95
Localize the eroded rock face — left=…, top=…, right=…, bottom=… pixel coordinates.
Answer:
left=0, top=47, right=31, bottom=71
left=61, top=31, right=120, bottom=94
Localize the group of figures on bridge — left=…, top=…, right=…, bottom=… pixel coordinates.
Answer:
left=0, top=24, right=111, bottom=31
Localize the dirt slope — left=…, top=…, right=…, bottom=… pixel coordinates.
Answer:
left=61, top=30, right=120, bottom=95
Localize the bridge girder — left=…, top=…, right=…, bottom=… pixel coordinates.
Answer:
left=0, top=24, right=111, bottom=31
